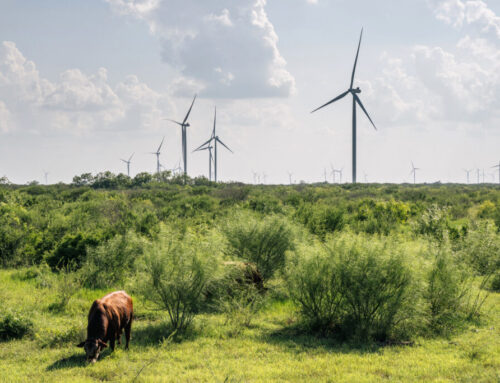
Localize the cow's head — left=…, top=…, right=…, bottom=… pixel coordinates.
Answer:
left=77, top=338, right=108, bottom=363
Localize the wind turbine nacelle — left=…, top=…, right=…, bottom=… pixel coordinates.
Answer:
left=351, top=87, right=361, bottom=94
left=185, top=123, right=191, bottom=127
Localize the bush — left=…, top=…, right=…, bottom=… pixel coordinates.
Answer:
left=0, top=312, right=33, bottom=341
left=295, top=203, right=345, bottom=239
left=491, top=273, right=500, bottom=292
left=424, top=248, right=469, bottom=334
left=46, top=233, right=102, bottom=270
left=288, top=236, right=412, bottom=341
left=140, top=226, right=218, bottom=332
left=456, top=221, right=500, bottom=276
left=79, top=232, right=145, bottom=289
left=224, top=215, right=294, bottom=281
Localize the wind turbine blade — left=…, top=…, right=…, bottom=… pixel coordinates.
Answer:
left=183, top=94, right=197, bottom=124
left=311, top=90, right=349, bottom=113
left=193, top=138, right=214, bottom=153
left=129, top=153, right=135, bottom=162
left=354, top=94, right=377, bottom=130
left=165, top=119, right=183, bottom=126
left=157, top=137, right=165, bottom=152
left=213, top=106, right=217, bottom=138
left=492, top=164, right=500, bottom=168
left=350, top=28, right=363, bottom=89
left=216, top=137, right=233, bottom=153
left=120, top=159, right=127, bottom=163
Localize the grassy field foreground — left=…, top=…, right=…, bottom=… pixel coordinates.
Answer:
left=0, top=269, right=499, bottom=382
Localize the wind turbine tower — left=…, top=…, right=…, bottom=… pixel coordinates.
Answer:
left=151, top=137, right=165, bottom=174
left=410, top=162, right=419, bottom=185
left=493, top=161, right=500, bottom=184
left=312, top=28, right=377, bottom=183
left=43, top=170, right=49, bottom=185
left=193, top=107, right=233, bottom=182
left=463, top=168, right=472, bottom=184
left=166, top=95, right=197, bottom=176
left=287, top=171, right=293, bottom=185
left=121, top=153, right=134, bottom=177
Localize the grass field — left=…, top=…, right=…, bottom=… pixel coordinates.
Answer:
left=1, top=269, right=498, bottom=382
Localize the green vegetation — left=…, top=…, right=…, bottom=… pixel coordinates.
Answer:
left=0, top=178, right=499, bottom=381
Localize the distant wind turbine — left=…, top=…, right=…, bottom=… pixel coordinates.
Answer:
left=323, top=168, right=328, bottom=183
left=493, top=161, right=500, bottom=184
left=121, top=153, right=134, bottom=177
left=463, top=168, right=472, bottom=184
left=150, top=137, right=165, bottom=174
left=193, top=107, right=233, bottom=182
left=477, top=168, right=481, bottom=184
left=410, top=162, right=419, bottom=184
left=330, top=164, right=337, bottom=183
left=165, top=95, right=197, bottom=176
left=43, top=170, right=49, bottom=185
left=287, top=171, right=293, bottom=185
left=195, top=145, right=214, bottom=181
left=311, top=28, right=377, bottom=183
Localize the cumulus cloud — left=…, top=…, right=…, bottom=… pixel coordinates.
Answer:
left=429, top=0, right=500, bottom=40
left=0, top=41, right=173, bottom=134
left=364, top=0, right=499, bottom=129
left=105, top=0, right=296, bottom=98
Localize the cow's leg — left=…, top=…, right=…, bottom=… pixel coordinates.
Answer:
left=117, top=329, right=122, bottom=345
left=125, top=319, right=132, bottom=350
left=109, top=337, right=115, bottom=352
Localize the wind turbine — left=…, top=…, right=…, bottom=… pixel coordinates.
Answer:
left=193, top=107, right=233, bottom=182
left=195, top=144, right=214, bottom=181
left=476, top=168, right=481, bottom=184
left=410, top=162, right=419, bottom=184
left=323, top=168, right=328, bottom=183
left=493, top=161, right=500, bottom=184
left=337, top=167, right=344, bottom=184
left=330, top=164, right=337, bottom=183
left=43, top=170, right=49, bottom=185
left=150, top=137, right=165, bottom=174
left=121, top=153, right=134, bottom=177
left=262, top=173, right=268, bottom=184
left=287, top=171, right=294, bottom=185
left=463, top=168, right=472, bottom=184
left=311, top=28, right=377, bottom=183
left=165, top=95, right=197, bottom=176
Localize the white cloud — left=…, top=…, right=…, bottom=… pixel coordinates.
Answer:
left=105, top=0, right=296, bottom=98
left=0, top=101, right=13, bottom=133
left=430, top=0, right=500, bottom=40
left=0, top=41, right=173, bottom=135
left=362, top=1, right=500, bottom=130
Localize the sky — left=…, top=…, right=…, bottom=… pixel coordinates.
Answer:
left=0, top=0, right=499, bottom=185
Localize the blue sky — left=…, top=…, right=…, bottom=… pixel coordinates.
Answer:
left=0, top=0, right=499, bottom=184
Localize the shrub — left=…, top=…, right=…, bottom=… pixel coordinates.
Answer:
left=295, top=203, right=345, bottom=239
left=456, top=221, right=500, bottom=276
left=224, top=215, right=294, bottom=281
left=79, top=232, right=145, bottom=289
left=46, top=233, right=102, bottom=270
left=140, top=226, right=218, bottom=332
left=47, top=270, right=81, bottom=313
left=0, top=312, right=33, bottom=341
left=424, top=248, right=469, bottom=334
left=287, top=250, right=342, bottom=331
left=415, top=205, right=450, bottom=241
left=491, top=273, right=500, bottom=292
left=288, top=236, right=412, bottom=341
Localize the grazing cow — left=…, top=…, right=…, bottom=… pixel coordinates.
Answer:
left=77, top=290, right=133, bottom=363
left=223, top=261, right=265, bottom=292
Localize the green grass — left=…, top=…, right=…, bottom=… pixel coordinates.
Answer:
left=0, top=269, right=499, bottom=382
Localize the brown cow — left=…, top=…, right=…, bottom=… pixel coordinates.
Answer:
left=77, top=290, right=133, bottom=363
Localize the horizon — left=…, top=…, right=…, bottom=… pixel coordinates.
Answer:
left=0, top=0, right=499, bottom=185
